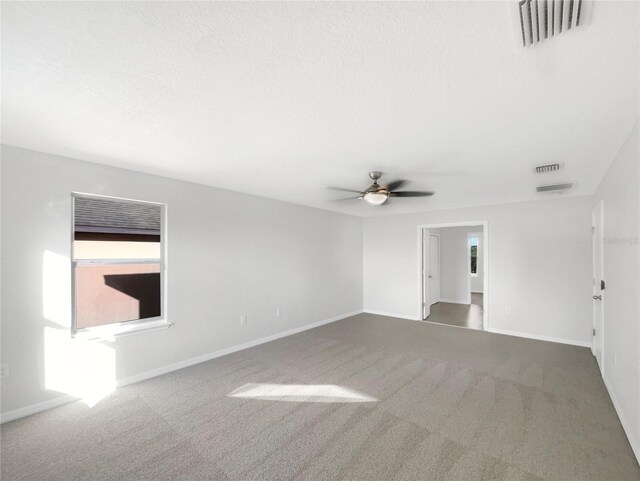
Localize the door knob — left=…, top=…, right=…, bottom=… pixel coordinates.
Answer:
left=593, top=295, right=602, bottom=301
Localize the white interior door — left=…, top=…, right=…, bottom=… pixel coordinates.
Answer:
left=592, top=202, right=604, bottom=370
left=422, top=229, right=430, bottom=319
left=429, top=235, right=440, bottom=305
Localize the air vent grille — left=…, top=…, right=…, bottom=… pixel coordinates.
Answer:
left=536, top=183, right=574, bottom=192
left=516, top=0, right=590, bottom=47
left=535, top=163, right=561, bottom=174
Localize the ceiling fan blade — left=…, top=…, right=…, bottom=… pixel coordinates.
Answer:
left=391, top=191, right=435, bottom=197
left=385, top=180, right=407, bottom=191
left=327, top=186, right=363, bottom=194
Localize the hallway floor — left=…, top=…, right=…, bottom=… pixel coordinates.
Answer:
left=424, top=293, right=484, bottom=331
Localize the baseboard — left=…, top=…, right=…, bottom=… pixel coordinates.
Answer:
left=602, top=375, right=640, bottom=464
left=116, top=309, right=362, bottom=387
left=438, top=298, right=470, bottom=305
left=485, top=327, right=591, bottom=348
left=363, top=309, right=419, bottom=321
left=0, top=309, right=362, bottom=424
left=0, top=394, right=79, bottom=424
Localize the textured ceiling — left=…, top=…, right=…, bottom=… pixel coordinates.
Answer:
left=2, top=1, right=639, bottom=217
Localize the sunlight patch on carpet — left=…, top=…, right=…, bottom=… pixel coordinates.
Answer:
left=228, top=383, right=378, bottom=403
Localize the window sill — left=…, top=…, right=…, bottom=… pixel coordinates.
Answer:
left=72, top=319, right=173, bottom=341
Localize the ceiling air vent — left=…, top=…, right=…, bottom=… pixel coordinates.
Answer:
left=536, top=183, right=574, bottom=192
left=512, top=0, right=592, bottom=48
left=535, top=163, right=561, bottom=174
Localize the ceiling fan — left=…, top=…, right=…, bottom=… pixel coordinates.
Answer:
left=328, top=171, right=434, bottom=206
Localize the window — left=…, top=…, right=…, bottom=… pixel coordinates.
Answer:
left=470, top=237, right=478, bottom=276
left=72, top=194, right=166, bottom=334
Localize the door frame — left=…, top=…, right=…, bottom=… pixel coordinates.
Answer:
left=592, top=201, right=605, bottom=372
left=429, top=233, right=441, bottom=307
left=417, top=221, right=489, bottom=330
left=421, top=231, right=441, bottom=319
left=467, top=231, right=483, bottom=303
left=421, top=230, right=430, bottom=319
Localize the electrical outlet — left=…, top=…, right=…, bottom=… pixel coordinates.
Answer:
left=240, top=315, right=247, bottom=325
left=0, top=364, right=8, bottom=379
left=276, top=307, right=282, bottom=317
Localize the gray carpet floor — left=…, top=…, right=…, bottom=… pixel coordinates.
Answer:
left=2, top=313, right=639, bottom=480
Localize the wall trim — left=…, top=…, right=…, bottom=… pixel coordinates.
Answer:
left=486, top=327, right=591, bottom=348
left=363, top=309, right=420, bottom=321
left=1, top=309, right=362, bottom=424
left=0, top=394, right=79, bottom=425
left=602, top=374, right=640, bottom=464
left=116, top=309, right=362, bottom=387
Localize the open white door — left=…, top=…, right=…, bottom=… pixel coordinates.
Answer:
left=592, top=201, right=604, bottom=371
left=429, top=235, right=440, bottom=306
left=422, top=229, right=430, bottom=319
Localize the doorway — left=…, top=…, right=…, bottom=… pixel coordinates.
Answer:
left=592, top=201, right=604, bottom=371
left=419, top=221, right=488, bottom=331
left=421, top=231, right=441, bottom=319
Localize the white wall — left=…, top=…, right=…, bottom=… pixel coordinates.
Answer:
left=436, top=226, right=484, bottom=303
left=592, top=121, right=640, bottom=461
left=0, top=146, right=363, bottom=417
left=439, top=227, right=470, bottom=303
left=470, top=232, right=484, bottom=293
left=363, top=196, right=593, bottom=346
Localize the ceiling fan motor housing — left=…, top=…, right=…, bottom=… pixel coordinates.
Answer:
left=366, top=171, right=387, bottom=193
left=368, top=171, right=383, bottom=181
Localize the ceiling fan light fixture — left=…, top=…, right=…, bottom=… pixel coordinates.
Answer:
left=328, top=171, right=433, bottom=206
left=363, top=191, right=389, bottom=206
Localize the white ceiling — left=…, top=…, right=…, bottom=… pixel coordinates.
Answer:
left=2, top=1, right=638, bottom=217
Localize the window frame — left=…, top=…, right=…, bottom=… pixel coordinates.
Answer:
left=468, top=234, right=479, bottom=278
left=71, top=192, right=170, bottom=339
